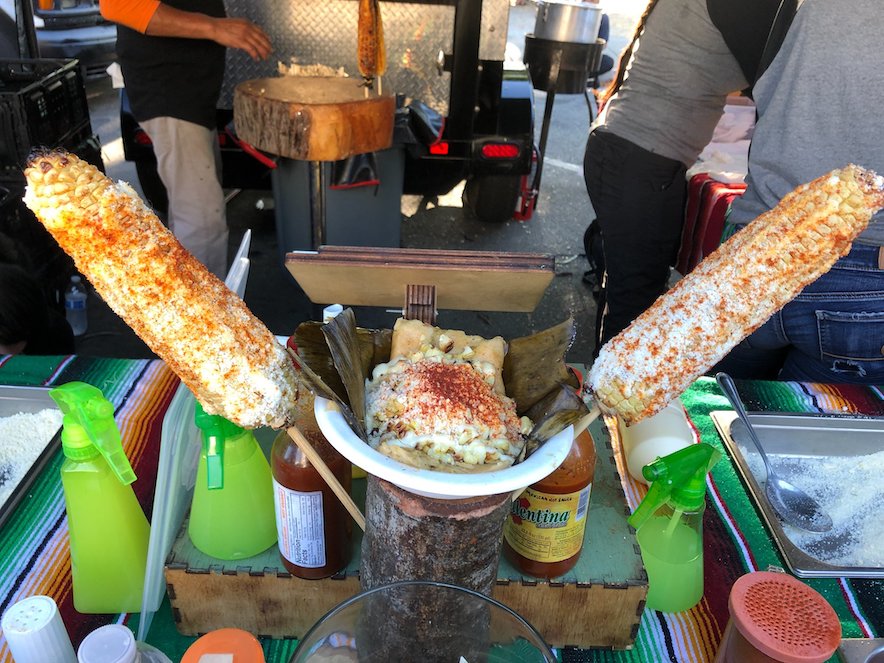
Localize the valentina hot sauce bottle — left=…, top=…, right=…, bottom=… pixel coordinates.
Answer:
left=502, top=429, right=596, bottom=578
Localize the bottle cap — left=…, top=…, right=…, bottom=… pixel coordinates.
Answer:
left=194, top=402, right=244, bottom=490
left=323, top=304, right=344, bottom=323
left=181, top=628, right=265, bottom=663
left=728, top=571, right=840, bottom=663
left=627, top=443, right=721, bottom=530
left=77, top=624, right=138, bottom=663
left=1, top=595, right=77, bottom=663
left=49, top=382, right=136, bottom=484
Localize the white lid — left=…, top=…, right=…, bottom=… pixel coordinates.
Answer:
left=1, top=595, right=77, bottom=663
left=322, top=304, right=344, bottom=323
left=77, top=624, right=138, bottom=663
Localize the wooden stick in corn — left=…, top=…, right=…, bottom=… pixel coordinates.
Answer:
left=23, top=151, right=300, bottom=430
left=357, top=0, right=386, bottom=88
left=586, top=164, right=884, bottom=426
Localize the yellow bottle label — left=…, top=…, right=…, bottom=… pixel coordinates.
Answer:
left=503, top=484, right=591, bottom=563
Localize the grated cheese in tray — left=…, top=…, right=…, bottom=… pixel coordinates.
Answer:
left=741, top=445, right=884, bottom=568
left=0, top=409, right=63, bottom=509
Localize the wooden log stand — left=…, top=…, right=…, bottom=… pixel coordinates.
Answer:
left=233, top=76, right=394, bottom=162
left=360, top=475, right=512, bottom=596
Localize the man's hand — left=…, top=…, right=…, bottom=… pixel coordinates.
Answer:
left=144, top=5, right=272, bottom=61
left=210, top=17, right=272, bottom=61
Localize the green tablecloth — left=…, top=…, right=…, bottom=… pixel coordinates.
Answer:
left=1, top=354, right=882, bottom=662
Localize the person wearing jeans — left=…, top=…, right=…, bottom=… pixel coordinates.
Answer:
left=713, top=0, right=884, bottom=384
left=582, top=0, right=785, bottom=355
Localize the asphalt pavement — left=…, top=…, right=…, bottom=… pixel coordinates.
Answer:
left=74, top=3, right=642, bottom=363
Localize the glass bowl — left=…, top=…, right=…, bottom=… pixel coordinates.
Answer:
left=289, top=580, right=557, bottom=662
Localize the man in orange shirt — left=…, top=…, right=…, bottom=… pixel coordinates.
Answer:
left=101, top=0, right=271, bottom=278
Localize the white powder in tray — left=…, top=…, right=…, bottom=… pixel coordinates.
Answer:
left=0, top=409, right=64, bottom=510
left=740, top=445, right=884, bottom=568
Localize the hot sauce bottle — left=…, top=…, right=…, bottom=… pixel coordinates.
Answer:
left=502, top=429, right=597, bottom=578
left=271, top=427, right=353, bottom=579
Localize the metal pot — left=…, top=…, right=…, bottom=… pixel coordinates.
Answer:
left=533, top=0, right=604, bottom=44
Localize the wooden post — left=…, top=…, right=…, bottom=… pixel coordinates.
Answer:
left=360, top=476, right=511, bottom=595
left=359, top=476, right=511, bottom=661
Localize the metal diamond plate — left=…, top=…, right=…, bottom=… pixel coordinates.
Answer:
left=223, top=0, right=511, bottom=115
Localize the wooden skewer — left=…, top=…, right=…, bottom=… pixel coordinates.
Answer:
left=572, top=403, right=601, bottom=437
left=286, top=425, right=366, bottom=531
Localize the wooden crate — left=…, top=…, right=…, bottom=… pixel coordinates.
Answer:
left=165, top=419, right=647, bottom=649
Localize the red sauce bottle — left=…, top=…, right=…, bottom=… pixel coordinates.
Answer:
left=271, top=428, right=353, bottom=579
left=502, top=429, right=597, bottom=578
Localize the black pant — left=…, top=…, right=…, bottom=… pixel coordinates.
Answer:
left=583, top=129, right=687, bottom=351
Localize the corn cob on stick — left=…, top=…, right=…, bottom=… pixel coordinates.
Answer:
left=357, top=0, right=386, bottom=88
left=586, top=164, right=884, bottom=426
left=23, top=151, right=301, bottom=430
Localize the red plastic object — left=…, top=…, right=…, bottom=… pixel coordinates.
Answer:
left=513, top=149, right=539, bottom=222
left=717, top=571, right=841, bottom=663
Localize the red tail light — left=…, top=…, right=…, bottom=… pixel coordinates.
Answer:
left=481, top=143, right=520, bottom=159
left=133, top=129, right=153, bottom=146
left=429, top=142, right=450, bottom=155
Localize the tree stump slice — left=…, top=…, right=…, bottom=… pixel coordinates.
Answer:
left=360, top=475, right=511, bottom=596
left=233, top=76, right=395, bottom=161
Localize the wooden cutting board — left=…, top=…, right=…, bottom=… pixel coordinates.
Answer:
left=233, top=76, right=395, bottom=161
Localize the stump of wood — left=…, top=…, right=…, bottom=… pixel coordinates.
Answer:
left=233, top=76, right=395, bottom=162
left=360, top=475, right=511, bottom=595
left=359, top=476, right=511, bottom=661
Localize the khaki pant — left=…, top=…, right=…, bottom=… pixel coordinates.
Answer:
left=141, top=117, right=228, bottom=278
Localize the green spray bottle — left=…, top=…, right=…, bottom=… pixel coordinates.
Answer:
left=627, top=443, right=721, bottom=613
left=187, top=403, right=277, bottom=559
left=49, top=382, right=150, bottom=614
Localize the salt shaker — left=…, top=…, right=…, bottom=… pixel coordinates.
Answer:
left=1, top=595, right=77, bottom=663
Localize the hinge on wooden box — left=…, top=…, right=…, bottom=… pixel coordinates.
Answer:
left=403, top=284, right=437, bottom=324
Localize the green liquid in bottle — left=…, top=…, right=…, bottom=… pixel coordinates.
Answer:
left=62, top=456, right=150, bottom=613
left=636, top=513, right=703, bottom=613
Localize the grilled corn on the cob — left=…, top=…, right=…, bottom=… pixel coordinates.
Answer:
left=23, top=151, right=301, bottom=430
left=586, top=164, right=884, bottom=426
left=357, top=0, right=386, bottom=86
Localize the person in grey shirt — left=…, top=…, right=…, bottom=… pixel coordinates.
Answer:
left=717, top=0, right=884, bottom=384
left=583, top=0, right=784, bottom=355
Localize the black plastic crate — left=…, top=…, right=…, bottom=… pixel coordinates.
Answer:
left=1, top=58, right=93, bottom=178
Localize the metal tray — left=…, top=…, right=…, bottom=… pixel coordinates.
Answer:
left=711, top=410, right=884, bottom=579
left=0, top=385, right=62, bottom=531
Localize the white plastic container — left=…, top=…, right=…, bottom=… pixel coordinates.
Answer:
left=77, top=625, right=173, bottom=663
left=619, top=401, right=694, bottom=483
left=64, top=275, right=88, bottom=336
left=1, top=595, right=77, bottom=663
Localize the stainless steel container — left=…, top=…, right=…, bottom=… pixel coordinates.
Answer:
left=533, top=0, right=604, bottom=44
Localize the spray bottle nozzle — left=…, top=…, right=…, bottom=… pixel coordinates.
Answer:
left=49, top=381, right=136, bottom=485
left=627, top=442, right=721, bottom=531
left=194, top=402, right=244, bottom=490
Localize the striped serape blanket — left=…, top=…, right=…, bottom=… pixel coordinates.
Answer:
left=0, top=355, right=179, bottom=663
left=2, top=355, right=882, bottom=663
left=581, top=377, right=883, bottom=663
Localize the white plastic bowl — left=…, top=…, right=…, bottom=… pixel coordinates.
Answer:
left=313, top=396, right=573, bottom=499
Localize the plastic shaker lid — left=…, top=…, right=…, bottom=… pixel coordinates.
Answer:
left=77, top=624, right=138, bottom=663
left=729, top=571, right=841, bottom=663
left=1, top=595, right=77, bottom=663
left=180, top=628, right=265, bottom=663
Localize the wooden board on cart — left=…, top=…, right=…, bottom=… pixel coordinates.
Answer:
left=164, top=416, right=647, bottom=649
left=285, top=246, right=556, bottom=313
